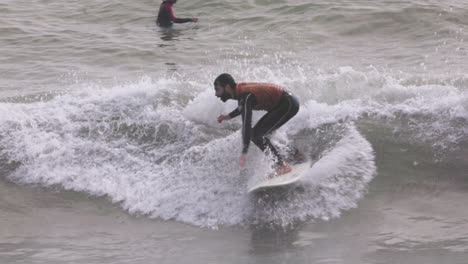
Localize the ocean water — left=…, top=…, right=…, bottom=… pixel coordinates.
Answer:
left=1, top=0, right=468, bottom=263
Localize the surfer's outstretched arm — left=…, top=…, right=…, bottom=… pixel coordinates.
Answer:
left=228, top=108, right=240, bottom=118
left=217, top=109, right=238, bottom=123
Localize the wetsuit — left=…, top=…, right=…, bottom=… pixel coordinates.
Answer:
left=228, top=83, right=300, bottom=165
left=156, top=1, right=192, bottom=27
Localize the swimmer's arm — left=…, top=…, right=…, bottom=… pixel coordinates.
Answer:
left=168, top=5, right=197, bottom=23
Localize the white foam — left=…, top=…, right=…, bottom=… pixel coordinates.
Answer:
left=1, top=68, right=467, bottom=227
left=250, top=125, right=376, bottom=225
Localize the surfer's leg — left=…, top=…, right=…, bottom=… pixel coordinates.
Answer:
left=252, top=128, right=292, bottom=176
left=251, top=131, right=283, bottom=162
left=252, top=92, right=299, bottom=167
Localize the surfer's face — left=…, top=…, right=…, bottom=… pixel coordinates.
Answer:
left=215, top=84, right=232, bottom=102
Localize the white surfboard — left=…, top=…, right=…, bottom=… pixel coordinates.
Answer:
left=248, top=162, right=310, bottom=193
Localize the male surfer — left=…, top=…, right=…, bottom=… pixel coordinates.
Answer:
left=214, top=73, right=302, bottom=176
left=156, top=0, right=198, bottom=27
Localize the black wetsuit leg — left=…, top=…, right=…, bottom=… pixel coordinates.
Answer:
left=251, top=92, right=300, bottom=165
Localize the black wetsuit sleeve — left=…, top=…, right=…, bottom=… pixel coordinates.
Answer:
left=240, top=93, right=256, bottom=154
left=228, top=108, right=240, bottom=118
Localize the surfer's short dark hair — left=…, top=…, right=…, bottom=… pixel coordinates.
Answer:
left=214, top=73, right=236, bottom=89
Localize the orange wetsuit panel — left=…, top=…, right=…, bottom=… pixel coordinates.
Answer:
left=235, top=83, right=284, bottom=111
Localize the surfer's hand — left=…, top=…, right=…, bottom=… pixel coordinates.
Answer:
left=239, top=153, right=247, bottom=167
left=191, top=18, right=198, bottom=22
left=217, top=114, right=230, bottom=123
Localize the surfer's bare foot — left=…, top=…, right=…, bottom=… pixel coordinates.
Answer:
left=291, top=149, right=306, bottom=164
left=286, top=148, right=307, bottom=164
left=275, top=163, right=292, bottom=176
left=266, top=163, right=292, bottom=179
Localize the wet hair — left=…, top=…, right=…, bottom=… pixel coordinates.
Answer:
left=214, top=73, right=236, bottom=90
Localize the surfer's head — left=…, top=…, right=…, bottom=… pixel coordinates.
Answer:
left=165, top=0, right=177, bottom=4
left=214, top=73, right=236, bottom=102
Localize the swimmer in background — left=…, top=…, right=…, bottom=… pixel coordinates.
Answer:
left=156, top=0, right=198, bottom=27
